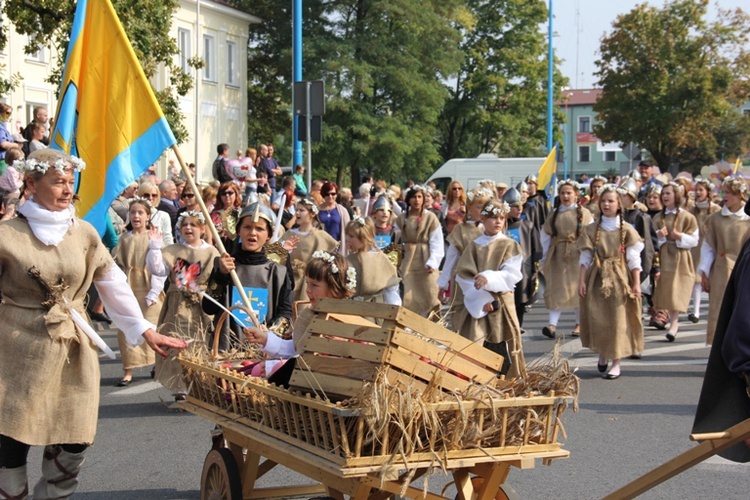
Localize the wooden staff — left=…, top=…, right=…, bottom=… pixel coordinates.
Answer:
left=170, top=145, right=261, bottom=329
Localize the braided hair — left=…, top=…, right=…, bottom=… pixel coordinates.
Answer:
left=593, top=186, right=627, bottom=261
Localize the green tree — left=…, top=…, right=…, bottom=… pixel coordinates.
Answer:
left=593, top=0, right=750, bottom=171
left=438, top=0, right=563, bottom=162
left=0, top=0, right=195, bottom=144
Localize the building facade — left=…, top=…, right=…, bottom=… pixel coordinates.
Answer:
left=0, top=0, right=258, bottom=182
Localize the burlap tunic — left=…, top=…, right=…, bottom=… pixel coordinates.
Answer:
left=280, top=229, right=337, bottom=302
left=578, top=224, right=644, bottom=360
left=112, top=232, right=162, bottom=370
left=690, top=202, right=720, bottom=284
left=453, top=236, right=525, bottom=378
left=445, top=222, right=483, bottom=323
left=154, top=243, right=219, bottom=392
left=396, top=211, right=442, bottom=317
left=586, top=200, right=601, bottom=220
left=652, top=210, right=699, bottom=311
left=0, top=218, right=112, bottom=445
left=347, top=250, right=400, bottom=303
left=542, top=206, right=593, bottom=310
left=702, top=211, right=750, bottom=343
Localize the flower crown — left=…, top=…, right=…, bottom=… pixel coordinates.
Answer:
left=665, top=181, right=684, bottom=194
left=16, top=156, right=87, bottom=175
left=600, top=184, right=619, bottom=196
left=467, top=187, right=495, bottom=203
left=591, top=175, right=608, bottom=184
left=481, top=201, right=510, bottom=217
left=128, top=196, right=153, bottom=211
left=557, top=179, right=579, bottom=190
left=694, top=177, right=715, bottom=192
left=311, top=250, right=357, bottom=290
left=351, top=216, right=367, bottom=226
left=478, top=179, right=496, bottom=189
left=297, top=197, right=319, bottom=215
left=722, top=176, right=747, bottom=194
left=176, top=210, right=206, bottom=228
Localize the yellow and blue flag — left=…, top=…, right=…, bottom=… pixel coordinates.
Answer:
left=537, top=145, right=558, bottom=193
left=51, top=0, right=176, bottom=233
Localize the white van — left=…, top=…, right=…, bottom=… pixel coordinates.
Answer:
left=426, top=154, right=545, bottom=193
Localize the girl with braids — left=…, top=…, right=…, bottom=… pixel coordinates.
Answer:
left=697, top=177, right=750, bottom=344
left=540, top=179, right=594, bottom=339
left=279, top=198, right=337, bottom=302
left=688, top=178, right=720, bottom=323
left=111, top=197, right=167, bottom=386
left=345, top=217, right=401, bottom=307
left=585, top=175, right=607, bottom=220
left=652, top=182, right=699, bottom=342
left=453, top=200, right=525, bottom=378
left=578, top=186, right=644, bottom=379
left=396, top=185, right=444, bottom=317
left=437, top=187, right=492, bottom=307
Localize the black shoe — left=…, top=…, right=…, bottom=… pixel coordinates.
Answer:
left=628, top=353, right=642, bottom=360
left=542, top=326, right=557, bottom=339
left=116, top=377, right=132, bottom=387
left=89, top=311, right=112, bottom=324
left=666, top=332, right=676, bottom=342
left=688, top=313, right=699, bottom=323
left=150, top=368, right=156, bottom=379
left=597, top=362, right=608, bottom=373
left=605, top=372, right=621, bottom=380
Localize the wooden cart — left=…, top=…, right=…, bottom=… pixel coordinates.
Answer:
left=180, top=301, right=574, bottom=499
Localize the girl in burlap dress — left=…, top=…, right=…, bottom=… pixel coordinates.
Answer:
left=395, top=185, right=444, bottom=318
left=279, top=198, right=337, bottom=302
left=578, top=186, right=644, bottom=379
left=541, top=180, right=594, bottom=339
left=698, top=177, right=750, bottom=344
left=585, top=175, right=607, bottom=220
left=652, top=183, right=699, bottom=342
left=147, top=211, right=219, bottom=398
left=345, top=217, right=401, bottom=308
left=453, top=200, right=525, bottom=378
left=688, top=178, right=720, bottom=323
left=111, top=197, right=166, bottom=386
left=437, top=187, right=492, bottom=323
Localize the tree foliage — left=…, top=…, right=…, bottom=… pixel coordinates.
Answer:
left=0, top=0, right=194, bottom=144
left=593, top=0, right=750, bottom=172
left=438, top=0, right=562, bottom=162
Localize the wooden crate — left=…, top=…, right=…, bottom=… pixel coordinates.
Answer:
left=179, top=356, right=572, bottom=468
left=289, top=299, right=507, bottom=401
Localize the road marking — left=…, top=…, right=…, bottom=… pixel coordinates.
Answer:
left=110, top=381, right=162, bottom=396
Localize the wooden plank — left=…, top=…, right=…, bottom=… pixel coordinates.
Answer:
left=300, top=355, right=380, bottom=380
left=324, top=312, right=381, bottom=327
left=390, top=329, right=497, bottom=384
left=385, top=347, right=472, bottom=392
left=299, top=336, right=386, bottom=363
left=360, top=474, right=447, bottom=500
left=247, top=484, right=327, bottom=499
left=316, top=298, right=401, bottom=319
left=383, top=368, right=430, bottom=395
left=289, top=370, right=365, bottom=399
left=307, top=318, right=392, bottom=344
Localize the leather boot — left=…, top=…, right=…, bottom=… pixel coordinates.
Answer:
left=0, top=466, right=28, bottom=500
left=32, top=446, right=85, bottom=499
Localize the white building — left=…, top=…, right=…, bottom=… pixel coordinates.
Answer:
left=0, top=0, right=259, bottom=183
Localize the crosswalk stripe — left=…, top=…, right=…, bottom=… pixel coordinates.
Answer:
left=110, top=381, right=162, bottom=396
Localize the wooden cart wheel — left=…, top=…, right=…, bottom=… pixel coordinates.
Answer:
left=201, top=448, right=242, bottom=500
left=454, top=477, right=520, bottom=500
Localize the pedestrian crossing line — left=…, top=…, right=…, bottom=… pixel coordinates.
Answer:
left=571, top=342, right=709, bottom=367
left=110, top=381, right=162, bottom=396
left=644, top=329, right=706, bottom=341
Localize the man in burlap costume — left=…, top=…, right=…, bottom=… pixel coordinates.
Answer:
left=0, top=150, right=185, bottom=499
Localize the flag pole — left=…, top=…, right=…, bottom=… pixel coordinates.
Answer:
left=170, top=145, right=261, bottom=329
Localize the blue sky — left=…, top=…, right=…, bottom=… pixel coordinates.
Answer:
left=553, top=0, right=748, bottom=89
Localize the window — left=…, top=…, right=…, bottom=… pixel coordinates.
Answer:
left=25, top=36, right=46, bottom=63
left=578, top=116, right=591, bottom=133
left=226, top=40, right=239, bottom=86
left=178, top=28, right=191, bottom=73
left=604, top=151, right=616, bottom=162
left=579, top=146, right=591, bottom=163
left=203, top=34, right=216, bottom=82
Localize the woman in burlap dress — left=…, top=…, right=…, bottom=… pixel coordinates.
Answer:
left=453, top=200, right=525, bottom=378
left=112, top=197, right=166, bottom=386
left=698, top=177, right=750, bottom=344
left=541, top=180, right=594, bottom=339
left=578, top=186, right=644, bottom=379
left=345, top=217, right=401, bottom=309
left=147, top=211, right=219, bottom=398
left=279, top=198, right=337, bottom=303
left=688, top=178, right=720, bottom=323
left=437, top=187, right=492, bottom=324
left=652, top=182, right=699, bottom=341
left=0, top=150, right=183, bottom=500
left=396, top=185, right=444, bottom=318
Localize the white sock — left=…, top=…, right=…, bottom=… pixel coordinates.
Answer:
left=549, top=309, right=562, bottom=326
left=668, top=311, right=679, bottom=334
left=692, top=284, right=702, bottom=317
left=608, top=359, right=621, bottom=377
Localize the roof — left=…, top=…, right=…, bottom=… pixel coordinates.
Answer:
left=558, top=89, right=602, bottom=106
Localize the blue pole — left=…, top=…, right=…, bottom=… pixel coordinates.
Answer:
left=292, top=0, right=303, bottom=167
left=546, top=0, right=554, bottom=153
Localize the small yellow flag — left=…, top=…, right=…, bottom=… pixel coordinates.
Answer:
left=537, top=146, right=558, bottom=191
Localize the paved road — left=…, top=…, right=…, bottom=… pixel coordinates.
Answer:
left=23, top=294, right=749, bottom=499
